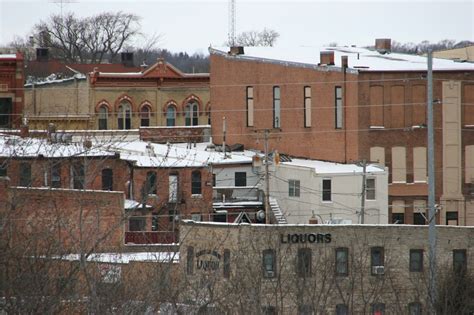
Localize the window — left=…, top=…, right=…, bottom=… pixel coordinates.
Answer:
left=187, top=246, right=194, bottom=275
left=322, top=179, right=331, bottom=202
left=335, top=248, right=349, bottom=276
left=453, top=249, right=467, bottom=274
left=336, top=304, right=349, bottom=315
left=0, top=161, right=7, bottom=177
left=50, top=162, right=61, bottom=188
left=335, top=86, right=343, bottom=129
left=371, top=247, right=384, bottom=275
left=262, top=249, right=276, bottom=278
left=298, top=305, right=313, bottom=315
left=129, top=217, right=146, bottom=231
left=117, top=101, right=132, bottom=130
left=169, top=174, right=178, bottom=202
left=446, top=211, right=458, bottom=225
left=409, top=249, right=423, bottom=272
left=246, top=86, right=254, bottom=127
left=413, top=147, right=427, bottom=182
left=392, top=147, right=407, bottom=183
left=151, top=215, right=159, bottom=231
left=392, top=213, right=405, bottom=224
left=366, top=178, right=376, bottom=200
left=98, top=105, right=108, bottom=130
left=166, top=106, right=176, bottom=127
left=273, top=86, right=281, bottom=128
left=297, top=248, right=312, bottom=277
left=223, top=249, right=231, bottom=278
left=146, top=171, right=157, bottom=195
left=19, top=162, right=31, bottom=187
left=0, top=98, right=12, bottom=128
left=371, top=303, right=385, bottom=315
left=413, top=213, right=426, bottom=225
left=191, top=170, right=202, bottom=195
left=304, top=86, right=311, bottom=127
left=140, top=105, right=151, bottom=127
left=101, top=169, right=113, bottom=191
left=72, top=163, right=84, bottom=189
left=408, top=302, right=422, bottom=315
left=289, top=180, right=300, bottom=197
left=185, top=102, right=198, bottom=126
left=212, top=173, right=216, bottom=187
left=235, top=172, right=247, bottom=187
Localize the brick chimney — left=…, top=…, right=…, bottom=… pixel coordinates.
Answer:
left=375, top=38, right=391, bottom=54
left=320, top=51, right=335, bottom=65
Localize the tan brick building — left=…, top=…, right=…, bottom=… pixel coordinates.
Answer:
left=209, top=40, right=474, bottom=226
left=179, top=221, right=474, bottom=314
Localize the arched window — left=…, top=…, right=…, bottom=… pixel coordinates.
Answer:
left=185, top=102, right=199, bottom=126
left=98, top=105, right=108, bottom=130
left=140, top=105, right=151, bottom=127
left=118, top=101, right=132, bottom=130
left=166, top=106, right=176, bottom=127
left=191, top=170, right=201, bottom=195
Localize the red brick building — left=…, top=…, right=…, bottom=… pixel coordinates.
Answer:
left=0, top=53, right=24, bottom=128
left=209, top=40, right=474, bottom=226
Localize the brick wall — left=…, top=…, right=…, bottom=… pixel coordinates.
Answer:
left=139, top=126, right=211, bottom=143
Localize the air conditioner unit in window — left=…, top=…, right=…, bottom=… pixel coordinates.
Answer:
left=372, top=266, right=385, bottom=275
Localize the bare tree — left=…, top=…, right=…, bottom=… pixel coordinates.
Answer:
left=228, top=28, right=280, bottom=47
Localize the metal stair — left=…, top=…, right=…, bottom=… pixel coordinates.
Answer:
left=269, top=197, right=287, bottom=224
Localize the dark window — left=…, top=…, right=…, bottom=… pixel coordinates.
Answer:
left=453, top=249, right=467, bottom=274
left=298, top=304, right=313, bottom=315
left=366, top=178, right=376, bottom=200
left=289, top=180, right=300, bottom=197
left=191, top=170, right=202, bottom=195
left=151, top=215, right=159, bottom=231
left=0, top=98, right=13, bottom=128
left=72, top=163, right=84, bottom=189
left=0, top=161, right=7, bottom=177
left=371, top=303, right=385, bottom=315
left=392, top=213, right=405, bottom=224
left=408, top=302, right=422, bottom=315
left=51, top=162, right=61, bottom=188
left=246, top=86, right=254, bottom=127
left=185, top=102, right=198, bottom=126
left=212, top=173, right=216, bottom=187
left=101, top=169, right=113, bottom=191
left=19, top=162, right=31, bottom=187
left=129, top=217, right=146, bottom=231
left=118, top=102, right=132, bottom=130
left=371, top=247, right=384, bottom=275
left=304, top=86, right=311, bottom=128
left=262, top=249, right=276, bottom=278
left=262, top=306, right=277, bottom=315
left=140, top=106, right=151, bottom=127
left=146, top=171, right=157, bottom=195
left=98, top=105, right=108, bottom=130
left=297, top=248, right=312, bottom=277
left=166, top=106, right=176, bottom=127
left=336, top=248, right=349, bottom=276
left=335, top=86, right=343, bottom=129
left=235, top=172, right=247, bottom=187
left=223, top=249, right=231, bottom=278
left=446, top=211, right=458, bottom=225
left=413, top=212, right=426, bottom=225
left=187, top=246, right=194, bottom=275
left=273, top=86, right=281, bottom=128
left=322, top=179, right=331, bottom=201
left=409, top=249, right=423, bottom=272
left=336, top=304, right=349, bottom=315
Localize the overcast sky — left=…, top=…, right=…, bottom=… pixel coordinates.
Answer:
left=0, top=0, right=472, bottom=54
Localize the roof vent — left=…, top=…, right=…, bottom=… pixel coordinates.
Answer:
left=319, top=51, right=335, bottom=66
left=375, top=38, right=391, bottom=54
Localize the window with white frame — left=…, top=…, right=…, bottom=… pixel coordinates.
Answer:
left=366, top=178, right=376, bottom=200
left=289, top=179, right=300, bottom=197
left=185, top=102, right=199, bottom=126
left=273, top=86, right=281, bottom=128
left=117, top=101, right=132, bottom=129
left=304, top=86, right=311, bottom=127
left=322, top=178, right=332, bottom=202
left=166, top=106, right=176, bottom=126
left=335, top=86, right=343, bottom=129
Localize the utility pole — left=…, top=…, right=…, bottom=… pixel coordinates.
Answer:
left=427, top=50, right=437, bottom=313
left=360, top=160, right=367, bottom=224
left=264, top=129, right=270, bottom=224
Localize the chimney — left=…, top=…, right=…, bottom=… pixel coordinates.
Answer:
left=36, top=48, right=49, bottom=62
left=308, top=218, right=318, bottom=224
left=341, top=56, right=348, bottom=70
left=121, top=52, right=134, bottom=67
left=375, top=38, right=391, bottom=54
left=229, top=46, right=245, bottom=55
left=20, top=124, right=29, bottom=138
left=320, top=51, right=335, bottom=65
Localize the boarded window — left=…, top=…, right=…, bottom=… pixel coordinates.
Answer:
left=369, top=86, right=384, bottom=126
left=370, top=147, right=385, bottom=166
left=273, top=86, right=281, bottom=128
left=413, top=147, right=427, bottom=182
left=391, top=147, right=406, bottom=183
left=304, top=86, right=311, bottom=127
left=335, top=86, right=343, bottom=129
left=247, top=86, right=254, bottom=127
left=466, top=145, right=474, bottom=184
left=412, top=85, right=426, bottom=126
left=463, top=84, right=474, bottom=125
left=391, top=85, right=405, bottom=128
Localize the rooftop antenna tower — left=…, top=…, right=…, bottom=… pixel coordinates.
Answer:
left=51, top=0, right=78, bottom=17
left=228, top=0, right=236, bottom=46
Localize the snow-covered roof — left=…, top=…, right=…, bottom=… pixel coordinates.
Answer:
left=51, top=252, right=179, bottom=264
left=0, top=54, right=17, bottom=59
left=281, top=158, right=385, bottom=175
left=124, top=199, right=152, bottom=210
left=210, top=46, right=474, bottom=72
